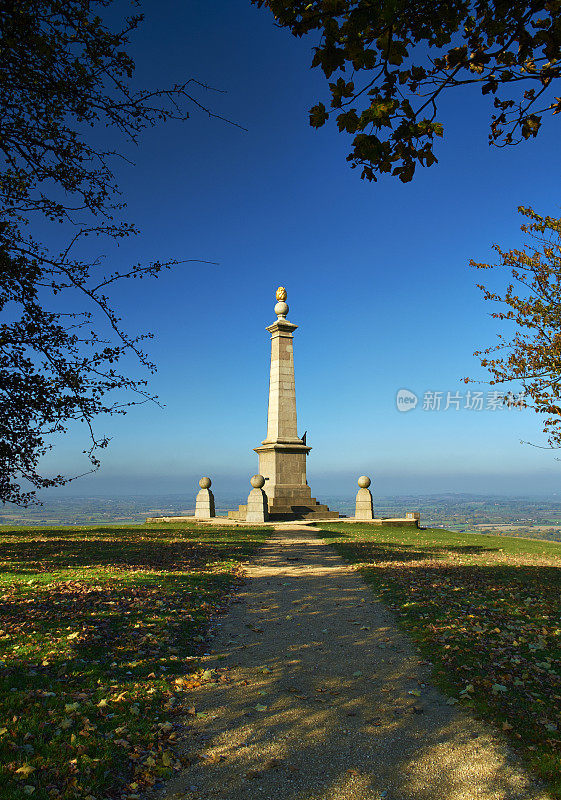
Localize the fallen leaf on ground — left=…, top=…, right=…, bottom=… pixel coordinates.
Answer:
left=15, top=766, right=35, bottom=779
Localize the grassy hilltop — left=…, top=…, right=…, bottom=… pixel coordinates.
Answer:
left=320, top=524, right=561, bottom=798
left=0, top=522, right=559, bottom=799
left=0, top=523, right=268, bottom=800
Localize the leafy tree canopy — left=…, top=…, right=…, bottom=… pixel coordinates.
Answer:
left=252, top=0, right=561, bottom=181
left=0, top=0, right=224, bottom=504
left=471, top=207, right=561, bottom=447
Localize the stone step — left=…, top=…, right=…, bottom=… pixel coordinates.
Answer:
left=228, top=504, right=247, bottom=520
left=268, top=503, right=339, bottom=520
left=230, top=501, right=338, bottom=522
left=297, top=510, right=340, bottom=520
left=268, top=510, right=339, bottom=521
left=309, top=500, right=332, bottom=510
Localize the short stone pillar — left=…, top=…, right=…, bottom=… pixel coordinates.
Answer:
left=355, top=475, right=374, bottom=521
left=195, top=477, right=215, bottom=519
left=406, top=511, right=420, bottom=522
left=245, top=475, right=269, bottom=523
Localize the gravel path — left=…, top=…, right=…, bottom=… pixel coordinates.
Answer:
left=158, top=525, right=550, bottom=800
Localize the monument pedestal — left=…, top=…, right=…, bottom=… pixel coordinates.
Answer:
left=254, top=443, right=334, bottom=519
left=355, top=487, right=374, bottom=520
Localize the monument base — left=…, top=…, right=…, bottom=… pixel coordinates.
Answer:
left=147, top=514, right=418, bottom=527
left=267, top=493, right=336, bottom=520
left=228, top=506, right=337, bottom=521
left=228, top=488, right=337, bottom=521
left=252, top=441, right=337, bottom=521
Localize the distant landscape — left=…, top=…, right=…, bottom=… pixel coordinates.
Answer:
left=2, top=493, right=561, bottom=543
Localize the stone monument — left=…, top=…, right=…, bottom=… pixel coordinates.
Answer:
left=355, top=475, right=374, bottom=521
left=245, top=475, right=269, bottom=523
left=252, top=287, right=336, bottom=520
left=195, top=476, right=215, bottom=519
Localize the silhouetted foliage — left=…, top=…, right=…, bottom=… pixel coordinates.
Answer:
left=252, top=0, right=561, bottom=181
left=0, top=0, right=222, bottom=504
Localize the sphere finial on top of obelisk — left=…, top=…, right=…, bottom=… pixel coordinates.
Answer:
left=274, top=286, right=289, bottom=319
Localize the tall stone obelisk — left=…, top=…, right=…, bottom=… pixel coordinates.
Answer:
left=254, top=288, right=335, bottom=519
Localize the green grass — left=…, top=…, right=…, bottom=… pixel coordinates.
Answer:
left=0, top=522, right=268, bottom=800
left=319, top=523, right=561, bottom=798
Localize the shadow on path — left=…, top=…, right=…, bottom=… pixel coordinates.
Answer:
left=158, top=526, right=549, bottom=800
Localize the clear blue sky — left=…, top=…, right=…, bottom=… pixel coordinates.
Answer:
left=40, top=0, right=561, bottom=499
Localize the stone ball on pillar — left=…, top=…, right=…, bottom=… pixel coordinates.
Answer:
left=196, top=477, right=215, bottom=519
left=251, top=474, right=266, bottom=489
left=274, top=300, right=289, bottom=318
left=356, top=475, right=373, bottom=521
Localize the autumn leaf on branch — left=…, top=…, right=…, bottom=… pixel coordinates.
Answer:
left=469, top=205, right=561, bottom=447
